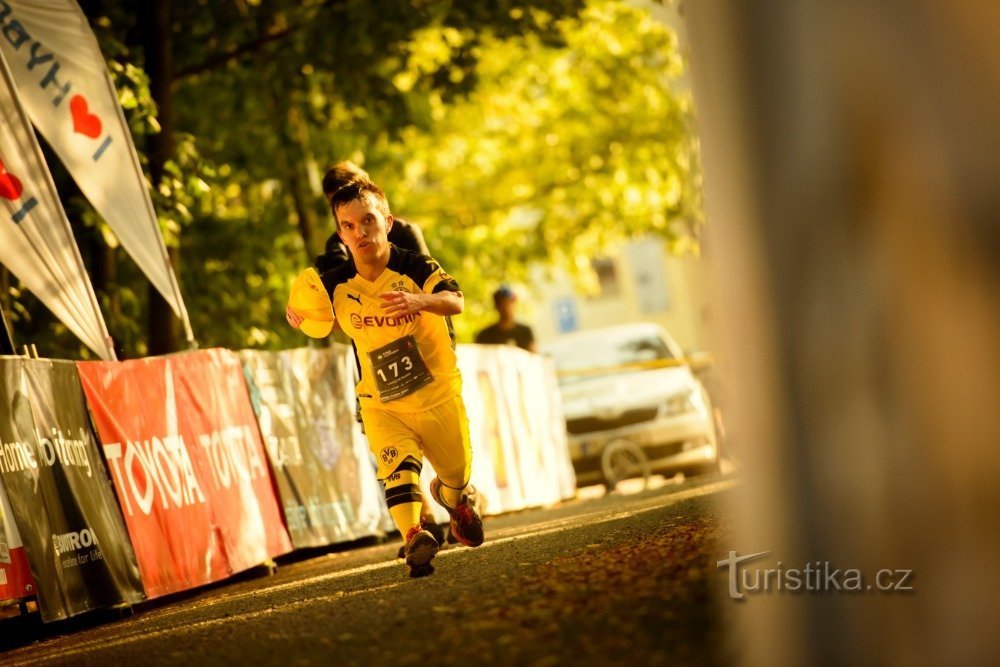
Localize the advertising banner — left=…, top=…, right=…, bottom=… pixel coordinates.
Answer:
left=541, top=355, right=577, bottom=500
left=451, top=346, right=576, bottom=517
left=475, top=347, right=528, bottom=513
left=493, top=345, right=542, bottom=507
left=512, top=348, right=564, bottom=507
left=452, top=345, right=505, bottom=515
left=0, top=358, right=143, bottom=621
left=77, top=354, right=226, bottom=597
left=77, top=350, right=291, bottom=599
left=170, top=350, right=292, bottom=566
left=0, top=477, right=34, bottom=602
left=0, top=49, right=113, bottom=358
left=240, top=346, right=390, bottom=548
left=0, top=0, right=190, bottom=330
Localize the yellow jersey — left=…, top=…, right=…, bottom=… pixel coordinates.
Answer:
left=320, top=246, right=461, bottom=413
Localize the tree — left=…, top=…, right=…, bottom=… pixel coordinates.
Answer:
left=373, top=1, right=702, bottom=336
left=7, top=1, right=700, bottom=356
left=138, top=0, right=179, bottom=355
left=162, top=0, right=592, bottom=350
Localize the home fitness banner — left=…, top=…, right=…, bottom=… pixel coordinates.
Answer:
left=77, top=349, right=291, bottom=599
left=0, top=358, right=143, bottom=621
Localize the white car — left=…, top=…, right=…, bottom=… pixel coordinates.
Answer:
left=543, top=323, right=719, bottom=487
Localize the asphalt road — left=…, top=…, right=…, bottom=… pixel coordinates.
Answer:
left=0, top=475, right=738, bottom=667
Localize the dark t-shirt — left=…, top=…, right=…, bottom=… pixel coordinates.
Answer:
left=475, top=322, right=535, bottom=351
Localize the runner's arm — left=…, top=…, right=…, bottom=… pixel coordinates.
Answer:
left=379, top=290, right=464, bottom=317
left=286, top=304, right=304, bottom=329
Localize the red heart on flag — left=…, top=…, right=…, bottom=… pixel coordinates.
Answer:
left=0, top=159, right=24, bottom=200
left=70, top=95, right=102, bottom=138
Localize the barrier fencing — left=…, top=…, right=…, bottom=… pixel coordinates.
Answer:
left=0, top=343, right=574, bottom=621
left=0, top=358, right=143, bottom=621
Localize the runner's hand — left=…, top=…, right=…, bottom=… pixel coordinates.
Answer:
left=285, top=304, right=304, bottom=329
left=379, top=291, right=424, bottom=316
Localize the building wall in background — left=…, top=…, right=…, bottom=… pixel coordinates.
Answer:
left=521, top=3, right=709, bottom=353
left=527, top=237, right=712, bottom=353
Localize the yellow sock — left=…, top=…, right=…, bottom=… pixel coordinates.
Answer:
left=384, top=458, right=423, bottom=540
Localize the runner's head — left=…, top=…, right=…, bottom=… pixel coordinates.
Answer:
left=330, top=179, right=391, bottom=226
left=331, top=179, right=394, bottom=265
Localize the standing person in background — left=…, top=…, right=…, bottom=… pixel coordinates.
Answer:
left=316, top=161, right=450, bottom=550
left=475, top=285, right=537, bottom=352
left=289, top=177, right=485, bottom=577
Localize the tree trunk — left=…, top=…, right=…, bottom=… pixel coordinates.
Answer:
left=288, top=103, right=327, bottom=258
left=264, top=89, right=323, bottom=260
left=87, top=222, right=125, bottom=358
left=140, top=0, right=179, bottom=355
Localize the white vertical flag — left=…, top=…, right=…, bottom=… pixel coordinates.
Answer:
left=0, top=0, right=193, bottom=342
left=0, top=50, right=114, bottom=359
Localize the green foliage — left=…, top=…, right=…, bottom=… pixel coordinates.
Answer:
left=377, top=1, right=703, bottom=337
left=6, top=0, right=702, bottom=356
left=175, top=142, right=308, bottom=351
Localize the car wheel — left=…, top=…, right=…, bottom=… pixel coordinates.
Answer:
left=682, top=433, right=722, bottom=477
left=601, top=439, right=652, bottom=491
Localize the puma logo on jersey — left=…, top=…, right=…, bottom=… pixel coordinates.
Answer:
left=347, top=294, right=361, bottom=304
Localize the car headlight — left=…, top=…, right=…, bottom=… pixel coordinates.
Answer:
left=689, top=387, right=708, bottom=413
left=658, top=390, right=695, bottom=417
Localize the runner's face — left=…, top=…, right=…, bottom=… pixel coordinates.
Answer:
left=336, top=194, right=393, bottom=265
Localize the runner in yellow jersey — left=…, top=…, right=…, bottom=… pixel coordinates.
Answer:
left=285, top=178, right=484, bottom=577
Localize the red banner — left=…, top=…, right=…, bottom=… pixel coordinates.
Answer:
left=0, top=482, right=34, bottom=603
left=77, top=349, right=291, bottom=598
left=170, top=350, right=291, bottom=565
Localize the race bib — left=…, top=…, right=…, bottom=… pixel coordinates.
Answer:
left=368, top=335, right=434, bottom=402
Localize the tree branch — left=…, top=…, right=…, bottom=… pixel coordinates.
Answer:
left=173, top=25, right=298, bottom=79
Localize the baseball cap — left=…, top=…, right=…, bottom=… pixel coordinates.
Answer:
left=288, top=268, right=334, bottom=338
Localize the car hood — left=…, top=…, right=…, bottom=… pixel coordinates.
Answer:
left=557, top=367, right=699, bottom=420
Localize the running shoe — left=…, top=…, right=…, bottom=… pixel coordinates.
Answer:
left=429, top=478, right=485, bottom=548
left=402, top=525, right=439, bottom=578
left=397, top=519, right=446, bottom=559
left=424, top=519, right=446, bottom=546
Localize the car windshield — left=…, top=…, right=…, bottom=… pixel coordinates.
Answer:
left=545, top=329, right=676, bottom=382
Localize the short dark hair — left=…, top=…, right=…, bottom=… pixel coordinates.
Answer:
left=329, top=178, right=390, bottom=228
left=493, top=285, right=516, bottom=305
left=322, top=161, right=369, bottom=202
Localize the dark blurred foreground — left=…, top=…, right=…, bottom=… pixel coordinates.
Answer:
left=1, top=477, right=736, bottom=666
left=686, top=1, right=1000, bottom=663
